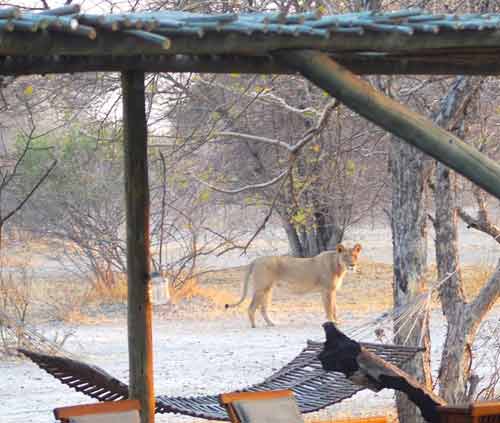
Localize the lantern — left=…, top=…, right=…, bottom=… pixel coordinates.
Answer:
left=150, top=271, right=170, bottom=305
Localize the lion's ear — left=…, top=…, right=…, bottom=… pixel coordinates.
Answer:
left=353, top=243, right=362, bottom=253
left=336, top=244, right=345, bottom=253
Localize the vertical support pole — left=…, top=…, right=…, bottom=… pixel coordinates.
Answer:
left=122, top=70, right=155, bottom=423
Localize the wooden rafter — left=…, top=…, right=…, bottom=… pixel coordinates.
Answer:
left=3, top=52, right=500, bottom=76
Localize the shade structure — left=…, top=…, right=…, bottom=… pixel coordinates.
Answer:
left=3, top=6, right=500, bottom=75
left=5, top=4, right=500, bottom=423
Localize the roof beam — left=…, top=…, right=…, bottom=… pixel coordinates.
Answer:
left=3, top=53, right=500, bottom=76
left=3, top=30, right=500, bottom=57
left=275, top=49, right=500, bottom=200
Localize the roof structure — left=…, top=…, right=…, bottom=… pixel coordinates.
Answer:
left=3, top=5, right=500, bottom=75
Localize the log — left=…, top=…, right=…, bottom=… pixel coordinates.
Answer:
left=318, top=322, right=446, bottom=423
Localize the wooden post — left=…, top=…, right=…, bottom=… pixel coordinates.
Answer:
left=275, top=50, right=500, bottom=201
left=122, top=70, right=154, bottom=423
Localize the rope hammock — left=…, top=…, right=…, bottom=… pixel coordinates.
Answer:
left=20, top=341, right=422, bottom=421
left=12, top=277, right=456, bottom=420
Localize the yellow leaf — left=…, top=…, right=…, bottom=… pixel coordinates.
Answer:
left=292, top=209, right=307, bottom=225
left=346, top=159, right=356, bottom=176
left=311, top=144, right=321, bottom=153
left=24, top=85, right=33, bottom=95
left=230, top=73, right=240, bottom=78
left=198, top=188, right=211, bottom=203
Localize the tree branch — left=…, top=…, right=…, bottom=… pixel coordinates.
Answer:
left=469, top=259, right=500, bottom=325
left=194, top=167, right=290, bottom=194
left=458, top=208, right=500, bottom=242
left=2, top=160, right=57, bottom=224
left=216, top=99, right=338, bottom=155
left=216, top=131, right=293, bottom=152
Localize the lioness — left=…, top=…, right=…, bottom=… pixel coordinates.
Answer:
left=225, top=243, right=362, bottom=328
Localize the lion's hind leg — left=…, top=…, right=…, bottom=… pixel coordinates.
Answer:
left=248, top=288, right=274, bottom=328
left=260, top=288, right=275, bottom=327
left=248, top=295, right=259, bottom=328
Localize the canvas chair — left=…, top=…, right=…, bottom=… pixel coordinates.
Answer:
left=219, top=390, right=387, bottom=423
left=219, top=390, right=303, bottom=423
left=438, top=401, right=500, bottom=423
left=54, top=399, right=140, bottom=423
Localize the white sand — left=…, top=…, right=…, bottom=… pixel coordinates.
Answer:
left=1, top=222, right=499, bottom=423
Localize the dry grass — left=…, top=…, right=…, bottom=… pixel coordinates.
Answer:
left=87, top=274, right=129, bottom=304
left=1, top=254, right=497, bottom=327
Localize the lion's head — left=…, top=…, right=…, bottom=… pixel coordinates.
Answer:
left=336, top=243, right=362, bottom=272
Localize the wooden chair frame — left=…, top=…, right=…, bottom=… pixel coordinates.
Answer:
left=54, top=399, right=141, bottom=422
left=219, top=390, right=388, bottom=423
left=438, top=401, right=500, bottom=423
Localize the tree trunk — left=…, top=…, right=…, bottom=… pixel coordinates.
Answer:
left=280, top=216, right=304, bottom=257
left=390, top=138, right=432, bottom=423
left=432, top=75, right=488, bottom=403
left=434, top=161, right=471, bottom=403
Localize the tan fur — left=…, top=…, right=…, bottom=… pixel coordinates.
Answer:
left=225, top=243, right=362, bottom=328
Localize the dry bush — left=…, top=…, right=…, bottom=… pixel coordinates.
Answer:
left=87, top=272, right=128, bottom=304
left=38, top=279, right=94, bottom=323
left=0, top=270, right=32, bottom=355
left=0, top=269, right=77, bottom=357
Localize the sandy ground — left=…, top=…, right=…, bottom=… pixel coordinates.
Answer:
left=1, top=221, right=500, bottom=423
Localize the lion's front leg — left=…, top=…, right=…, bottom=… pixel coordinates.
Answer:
left=321, top=289, right=337, bottom=323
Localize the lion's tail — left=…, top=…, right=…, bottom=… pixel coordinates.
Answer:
left=225, top=261, right=255, bottom=309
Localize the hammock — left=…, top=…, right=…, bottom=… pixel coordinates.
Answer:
left=11, top=275, right=448, bottom=420
left=20, top=340, right=422, bottom=421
